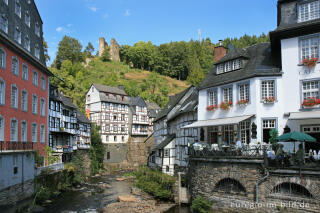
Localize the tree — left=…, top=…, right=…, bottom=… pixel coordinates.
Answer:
left=89, top=124, right=105, bottom=175
left=100, top=46, right=111, bottom=62
left=54, top=36, right=84, bottom=69
left=84, top=42, right=95, bottom=58
left=43, top=39, right=50, bottom=64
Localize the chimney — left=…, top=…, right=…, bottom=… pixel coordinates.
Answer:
left=214, top=40, right=227, bottom=63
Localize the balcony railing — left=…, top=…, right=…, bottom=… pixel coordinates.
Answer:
left=0, top=141, right=35, bottom=152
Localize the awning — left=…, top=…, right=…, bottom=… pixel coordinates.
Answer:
left=182, top=115, right=254, bottom=128
left=289, top=111, right=320, bottom=120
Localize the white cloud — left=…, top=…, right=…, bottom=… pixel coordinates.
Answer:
left=56, top=27, right=63, bottom=32
left=102, top=13, right=109, bottom=19
left=124, top=9, right=130, bottom=16
left=67, top=24, right=72, bottom=28
left=89, top=6, right=98, bottom=12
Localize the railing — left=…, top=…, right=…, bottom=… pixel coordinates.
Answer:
left=189, top=144, right=267, bottom=158
left=0, top=141, right=35, bottom=152
left=52, top=145, right=73, bottom=153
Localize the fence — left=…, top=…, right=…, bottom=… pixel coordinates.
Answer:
left=0, top=141, right=34, bottom=152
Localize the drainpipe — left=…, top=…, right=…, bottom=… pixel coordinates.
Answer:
left=255, top=166, right=269, bottom=203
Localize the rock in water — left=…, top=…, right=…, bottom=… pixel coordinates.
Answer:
left=118, top=195, right=136, bottom=202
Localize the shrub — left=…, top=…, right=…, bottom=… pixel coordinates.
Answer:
left=191, top=196, right=212, bottom=213
left=35, top=187, right=51, bottom=204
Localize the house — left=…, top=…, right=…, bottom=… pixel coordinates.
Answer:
left=0, top=0, right=52, bottom=162
left=152, top=86, right=198, bottom=175
left=270, top=0, right=320, bottom=150
left=75, top=109, right=91, bottom=150
left=49, top=85, right=78, bottom=162
left=146, top=101, right=161, bottom=133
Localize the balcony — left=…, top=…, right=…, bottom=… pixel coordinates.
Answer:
left=131, top=130, right=148, bottom=136
left=77, top=142, right=90, bottom=149
left=0, top=141, right=35, bottom=152
left=52, top=145, right=73, bottom=153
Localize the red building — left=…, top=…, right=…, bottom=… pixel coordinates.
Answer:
left=0, top=0, right=52, bottom=163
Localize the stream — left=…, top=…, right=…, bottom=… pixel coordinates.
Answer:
left=3, top=173, right=191, bottom=213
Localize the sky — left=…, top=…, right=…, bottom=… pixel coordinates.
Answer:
left=34, top=0, right=278, bottom=65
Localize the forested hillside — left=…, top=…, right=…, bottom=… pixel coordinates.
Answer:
left=49, top=33, right=269, bottom=112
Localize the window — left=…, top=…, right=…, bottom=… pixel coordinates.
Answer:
left=262, top=119, right=276, bottom=143
left=35, top=22, right=40, bottom=37
left=300, top=36, right=319, bottom=61
left=240, top=121, right=250, bottom=144
left=239, top=83, right=249, bottom=102
left=208, top=90, right=217, bottom=106
left=3, top=0, right=8, bottom=5
left=106, top=135, right=109, bottom=142
left=25, top=11, right=30, bottom=27
left=223, top=87, right=233, bottom=103
left=121, top=114, right=125, bottom=121
left=87, top=95, right=90, bottom=102
left=113, top=115, right=117, bottom=121
left=32, top=94, right=38, bottom=114
left=0, top=79, right=5, bottom=105
left=40, top=98, right=45, bottom=116
left=22, top=64, right=28, bottom=80
left=15, top=0, right=21, bottom=17
left=32, top=123, right=37, bottom=142
left=217, top=64, right=224, bottom=74
left=298, top=0, right=320, bottom=23
left=0, top=115, right=4, bottom=141
left=33, top=71, right=38, bottom=86
left=107, top=152, right=110, bottom=159
left=121, top=125, right=125, bottom=132
left=114, top=125, right=118, bottom=132
left=11, top=85, right=18, bottom=109
left=106, top=125, right=110, bottom=132
left=225, top=61, right=232, bottom=72
left=13, top=155, right=18, bottom=175
left=12, top=57, right=19, bottom=76
left=223, top=125, right=234, bottom=145
left=14, top=27, right=21, bottom=44
left=21, top=121, right=27, bottom=142
left=122, top=136, right=124, bottom=142
left=21, top=90, right=27, bottom=111
left=0, top=14, right=8, bottom=33
left=302, top=80, right=319, bottom=100
left=40, top=76, right=46, bottom=90
left=24, top=36, right=30, bottom=51
left=261, top=80, right=275, bottom=101
left=50, top=101, right=55, bottom=110
left=10, top=119, right=18, bottom=141
left=164, top=149, right=169, bottom=157
left=40, top=124, right=45, bottom=143
left=105, top=112, right=109, bottom=120
left=114, top=136, right=117, bottom=142
left=35, top=44, right=40, bottom=59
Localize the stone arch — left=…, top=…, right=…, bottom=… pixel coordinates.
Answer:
left=270, top=182, right=313, bottom=199
left=213, top=178, right=247, bottom=195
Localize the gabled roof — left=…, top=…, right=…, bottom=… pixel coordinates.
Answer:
left=198, top=43, right=281, bottom=90
left=60, top=94, right=77, bottom=109
left=99, top=93, right=130, bottom=105
left=154, top=87, right=192, bottom=122
left=130, top=97, right=146, bottom=107
left=92, top=83, right=127, bottom=96
left=76, top=109, right=90, bottom=123
left=146, top=101, right=161, bottom=110
left=154, top=134, right=176, bottom=150
left=215, top=48, right=250, bottom=65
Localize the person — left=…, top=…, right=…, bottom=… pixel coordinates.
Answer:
left=295, top=144, right=305, bottom=165
left=236, top=137, right=242, bottom=149
left=276, top=144, right=285, bottom=160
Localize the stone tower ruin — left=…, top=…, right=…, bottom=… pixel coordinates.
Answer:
left=98, top=37, right=120, bottom=62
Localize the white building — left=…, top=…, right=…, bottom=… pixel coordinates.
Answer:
left=75, top=109, right=91, bottom=150
left=152, top=87, right=198, bottom=175
left=270, top=0, right=320, bottom=151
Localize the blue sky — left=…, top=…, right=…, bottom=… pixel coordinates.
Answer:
left=34, top=0, right=278, bottom=65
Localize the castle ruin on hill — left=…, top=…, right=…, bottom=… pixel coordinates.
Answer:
left=99, top=37, right=120, bottom=62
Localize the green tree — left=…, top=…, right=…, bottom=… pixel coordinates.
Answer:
left=187, top=56, right=204, bottom=86
left=54, top=36, right=84, bottom=69
left=100, top=46, right=111, bottom=62
left=43, top=39, right=50, bottom=64
left=84, top=42, right=95, bottom=58
left=89, top=124, right=105, bottom=175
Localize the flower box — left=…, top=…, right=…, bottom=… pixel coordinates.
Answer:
left=263, top=97, right=276, bottom=103
left=220, top=101, right=232, bottom=110
left=206, top=104, right=218, bottom=111
left=302, top=58, right=318, bottom=68
left=302, top=98, right=320, bottom=107
left=237, top=99, right=249, bottom=106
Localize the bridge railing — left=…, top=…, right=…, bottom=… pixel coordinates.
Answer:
left=189, top=144, right=267, bottom=158
left=0, top=141, right=35, bottom=152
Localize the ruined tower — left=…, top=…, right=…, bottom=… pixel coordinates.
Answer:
left=110, top=38, right=120, bottom=62
left=99, top=37, right=108, bottom=57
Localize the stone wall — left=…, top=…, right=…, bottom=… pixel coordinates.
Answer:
left=189, top=158, right=320, bottom=212
left=74, top=149, right=91, bottom=176
left=0, top=179, right=34, bottom=206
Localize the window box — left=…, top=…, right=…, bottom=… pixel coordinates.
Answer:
left=219, top=101, right=232, bottom=110
left=302, top=98, right=320, bottom=107
left=206, top=104, right=218, bottom=111
left=59, top=127, right=65, bottom=132
left=263, top=97, right=276, bottom=104
left=237, top=99, right=249, bottom=106
left=302, top=58, right=318, bottom=68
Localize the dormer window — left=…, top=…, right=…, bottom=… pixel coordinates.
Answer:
left=35, top=22, right=40, bottom=37
left=15, top=0, right=21, bottom=18
left=25, top=11, right=30, bottom=27
left=216, top=58, right=243, bottom=74
left=0, top=14, right=8, bottom=34
left=14, top=26, right=21, bottom=44
left=298, top=0, right=320, bottom=23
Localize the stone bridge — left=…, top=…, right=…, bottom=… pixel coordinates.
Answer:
left=188, top=158, right=320, bottom=212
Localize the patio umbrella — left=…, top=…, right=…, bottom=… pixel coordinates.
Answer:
left=276, top=131, right=316, bottom=142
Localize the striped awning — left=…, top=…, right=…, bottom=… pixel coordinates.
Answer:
left=182, top=115, right=254, bottom=128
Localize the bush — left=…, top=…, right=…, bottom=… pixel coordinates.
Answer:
left=191, top=196, right=212, bottom=213
left=133, top=167, right=175, bottom=200
left=35, top=187, right=51, bottom=204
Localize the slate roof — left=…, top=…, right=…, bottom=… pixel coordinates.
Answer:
left=99, top=93, right=131, bottom=105
left=198, top=43, right=281, bottom=90
left=215, top=48, right=250, bottom=64
left=60, top=93, right=77, bottom=109
left=154, top=134, right=176, bottom=150
left=272, top=19, right=320, bottom=34
left=93, top=83, right=127, bottom=96
left=146, top=101, right=161, bottom=118
left=154, top=87, right=192, bottom=122
left=146, top=101, right=161, bottom=110
left=76, top=109, right=90, bottom=124
left=167, top=89, right=198, bottom=122
left=148, top=109, right=158, bottom=118
left=130, top=97, right=146, bottom=107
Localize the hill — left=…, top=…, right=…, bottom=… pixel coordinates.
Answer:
left=49, top=58, right=190, bottom=112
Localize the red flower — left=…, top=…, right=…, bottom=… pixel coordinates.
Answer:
left=302, top=58, right=318, bottom=68
left=237, top=99, right=249, bottom=105
left=220, top=101, right=232, bottom=110
left=206, top=104, right=218, bottom=111
left=302, top=97, right=320, bottom=107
